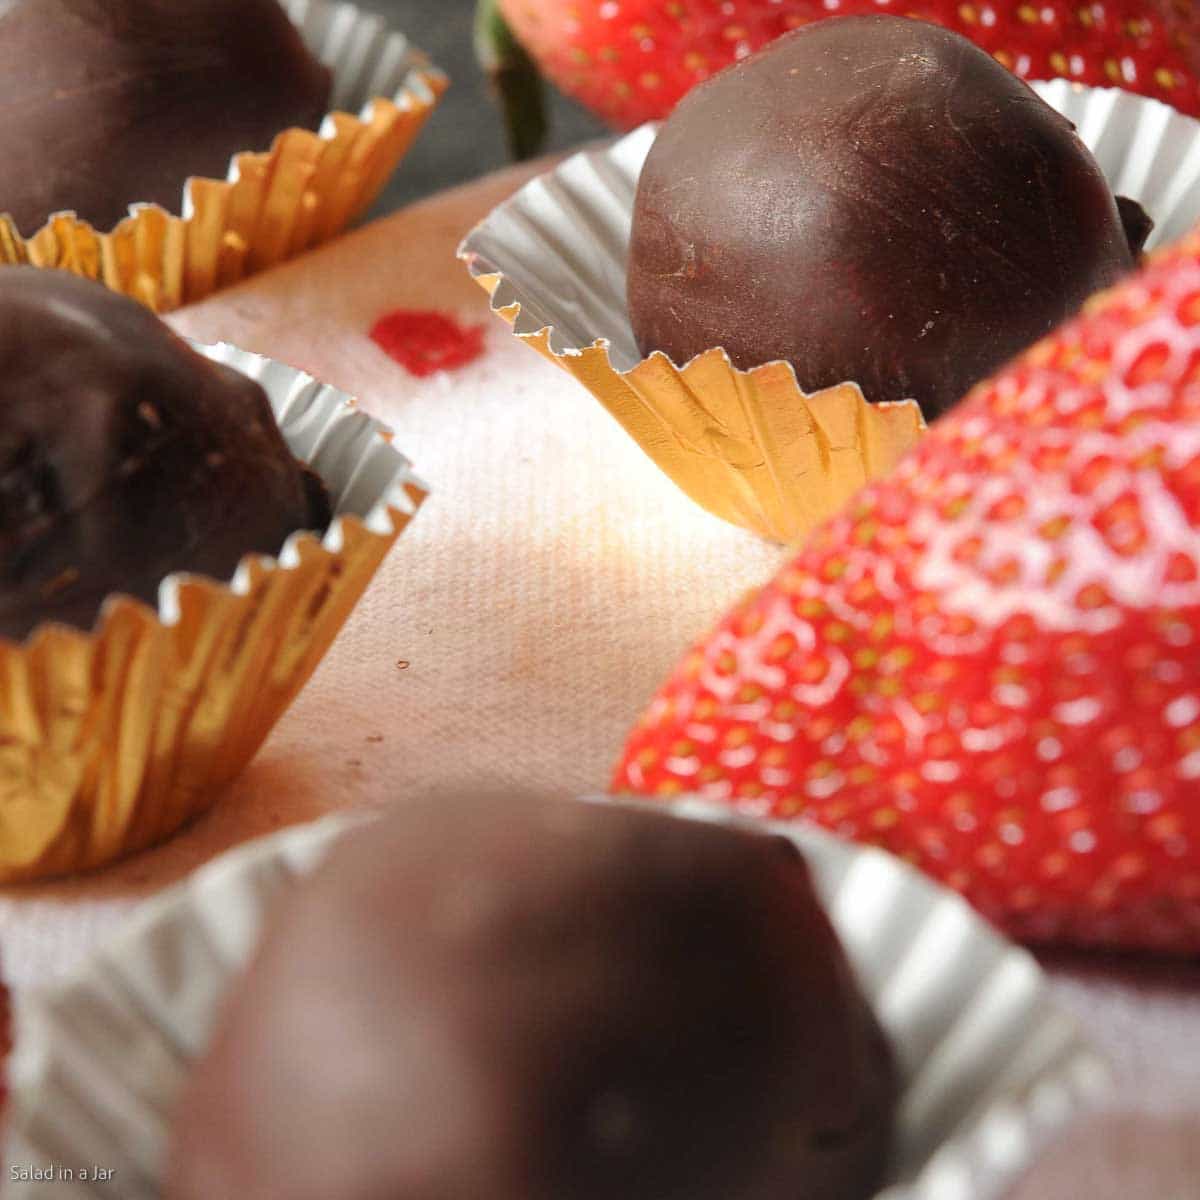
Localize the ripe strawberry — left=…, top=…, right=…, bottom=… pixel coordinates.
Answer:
left=612, top=224, right=1200, bottom=956
left=483, top=0, right=1200, bottom=140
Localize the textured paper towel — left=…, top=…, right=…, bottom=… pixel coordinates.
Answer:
left=0, top=157, right=1195, bottom=1198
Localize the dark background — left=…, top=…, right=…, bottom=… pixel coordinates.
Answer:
left=358, top=0, right=607, bottom=215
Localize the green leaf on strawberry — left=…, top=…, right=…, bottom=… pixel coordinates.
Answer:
left=475, top=0, right=550, bottom=160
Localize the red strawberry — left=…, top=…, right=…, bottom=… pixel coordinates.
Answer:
left=483, top=0, right=1200, bottom=140
left=612, top=224, right=1200, bottom=956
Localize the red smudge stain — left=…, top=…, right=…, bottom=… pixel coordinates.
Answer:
left=369, top=308, right=486, bottom=377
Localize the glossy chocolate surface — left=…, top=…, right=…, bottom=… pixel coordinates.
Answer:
left=169, top=795, right=898, bottom=1200
left=0, top=268, right=330, bottom=641
left=0, top=0, right=331, bottom=233
left=628, top=15, right=1143, bottom=419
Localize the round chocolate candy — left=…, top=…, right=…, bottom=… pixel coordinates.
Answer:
left=0, top=268, right=331, bottom=641
left=627, top=15, right=1149, bottom=420
left=0, top=0, right=331, bottom=234
left=168, top=794, right=898, bottom=1200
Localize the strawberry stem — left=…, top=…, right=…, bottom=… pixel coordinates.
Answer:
left=475, top=0, right=548, bottom=161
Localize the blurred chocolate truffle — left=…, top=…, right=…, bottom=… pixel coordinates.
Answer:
left=168, top=795, right=898, bottom=1200
left=0, top=268, right=331, bottom=641
left=627, top=15, right=1149, bottom=420
left=0, top=0, right=331, bottom=234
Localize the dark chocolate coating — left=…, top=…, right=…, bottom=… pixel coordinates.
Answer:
left=0, top=268, right=331, bottom=641
left=628, top=15, right=1141, bottom=419
left=1117, top=196, right=1155, bottom=259
left=168, top=795, right=898, bottom=1200
left=0, top=0, right=331, bottom=234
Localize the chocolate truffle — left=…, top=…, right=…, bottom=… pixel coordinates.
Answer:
left=168, top=795, right=898, bottom=1200
left=627, top=15, right=1148, bottom=420
left=0, top=268, right=331, bottom=642
left=0, top=0, right=331, bottom=234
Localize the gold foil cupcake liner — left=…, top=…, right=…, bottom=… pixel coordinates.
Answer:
left=3, top=802, right=1110, bottom=1199
left=0, top=344, right=427, bottom=883
left=459, top=85, right=1200, bottom=544
left=458, top=123, right=923, bottom=544
left=484, top=297, right=923, bottom=543
left=0, top=0, right=448, bottom=313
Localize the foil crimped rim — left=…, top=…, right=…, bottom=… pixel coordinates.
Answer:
left=1, top=342, right=427, bottom=657
left=457, top=119, right=921, bottom=387
left=57, top=0, right=445, bottom=231
left=1033, top=80, right=1200, bottom=249
left=2, top=800, right=1110, bottom=1200
left=458, top=82, right=1199, bottom=372
left=616, top=799, right=1112, bottom=1200
left=0, top=344, right=426, bottom=881
left=457, top=84, right=1200, bottom=542
left=0, top=0, right=448, bottom=309
left=282, top=0, right=446, bottom=117
left=456, top=123, right=925, bottom=543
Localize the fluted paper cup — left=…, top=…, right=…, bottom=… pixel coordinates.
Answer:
left=0, top=0, right=447, bottom=313
left=459, top=84, right=1200, bottom=543
left=0, top=346, right=426, bottom=883
left=1, top=799, right=1107, bottom=1199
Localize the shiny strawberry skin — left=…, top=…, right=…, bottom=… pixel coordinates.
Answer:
left=613, top=227, right=1200, bottom=956
left=497, top=0, right=1200, bottom=128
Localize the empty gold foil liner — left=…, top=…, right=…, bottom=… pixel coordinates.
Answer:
left=0, top=1, right=447, bottom=313
left=458, top=124, right=926, bottom=544
left=0, top=344, right=427, bottom=883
